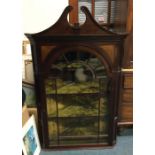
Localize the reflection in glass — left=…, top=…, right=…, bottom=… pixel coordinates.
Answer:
left=45, top=51, right=109, bottom=146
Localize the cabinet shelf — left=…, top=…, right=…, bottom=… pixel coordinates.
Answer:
left=47, top=115, right=108, bottom=120
left=45, top=79, right=107, bottom=95
left=46, top=92, right=106, bottom=97
left=49, top=134, right=109, bottom=142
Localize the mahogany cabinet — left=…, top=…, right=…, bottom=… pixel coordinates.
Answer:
left=25, top=6, right=127, bottom=149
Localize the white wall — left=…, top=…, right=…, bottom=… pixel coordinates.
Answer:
left=23, top=0, right=68, bottom=34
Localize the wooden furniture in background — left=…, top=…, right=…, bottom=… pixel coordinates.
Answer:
left=69, top=0, right=120, bottom=27
left=118, top=69, right=133, bottom=126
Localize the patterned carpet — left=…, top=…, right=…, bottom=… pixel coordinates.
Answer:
left=40, top=135, right=133, bottom=155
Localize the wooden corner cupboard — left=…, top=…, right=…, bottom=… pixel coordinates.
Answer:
left=25, top=6, right=127, bottom=149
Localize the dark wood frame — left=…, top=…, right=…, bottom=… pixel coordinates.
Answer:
left=25, top=6, right=127, bottom=150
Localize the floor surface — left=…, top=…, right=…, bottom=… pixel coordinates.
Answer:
left=40, top=135, right=133, bottom=155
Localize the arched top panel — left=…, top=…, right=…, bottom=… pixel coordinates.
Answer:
left=42, top=44, right=113, bottom=78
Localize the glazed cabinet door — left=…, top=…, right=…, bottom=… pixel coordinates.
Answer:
left=43, top=50, right=111, bottom=147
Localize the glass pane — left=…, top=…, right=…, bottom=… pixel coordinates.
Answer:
left=58, top=94, right=99, bottom=117
left=44, top=51, right=109, bottom=146
left=78, top=0, right=92, bottom=24
left=59, top=117, right=98, bottom=145
left=46, top=96, right=57, bottom=117
left=45, top=78, right=56, bottom=94
left=48, top=119, right=58, bottom=145
left=100, top=116, right=109, bottom=134
left=59, top=117, right=98, bottom=136
left=56, top=79, right=100, bottom=94
left=100, top=97, right=108, bottom=115
left=48, top=116, right=109, bottom=145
